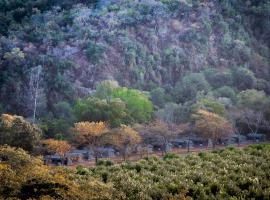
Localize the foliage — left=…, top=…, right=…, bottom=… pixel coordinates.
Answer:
left=203, top=68, right=233, bottom=89
left=73, top=121, right=108, bottom=146
left=74, top=97, right=131, bottom=127
left=193, top=110, right=233, bottom=146
left=213, top=86, right=236, bottom=101
left=0, top=114, right=42, bottom=152
left=83, top=144, right=270, bottom=200
left=150, top=87, right=166, bottom=108
left=232, top=67, right=256, bottom=90
left=95, top=80, right=120, bottom=102
left=112, top=87, right=153, bottom=123
left=86, top=42, right=106, bottom=64
left=73, top=121, right=108, bottom=162
left=174, top=73, right=210, bottom=103
left=196, top=98, right=226, bottom=116
left=42, top=139, right=71, bottom=158
left=0, top=145, right=114, bottom=200
left=141, top=120, right=186, bottom=153
left=104, top=125, right=141, bottom=160
left=237, top=89, right=269, bottom=110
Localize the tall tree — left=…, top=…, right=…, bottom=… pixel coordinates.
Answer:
left=193, top=109, right=233, bottom=148
left=142, top=120, right=186, bottom=154
left=73, top=121, right=108, bottom=163
left=42, top=139, right=71, bottom=164
left=105, top=125, right=141, bottom=160
left=112, top=87, right=153, bottom=123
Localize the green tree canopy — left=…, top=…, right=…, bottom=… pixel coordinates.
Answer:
left=112, top=87, right=153, bottom=123
left=174, top=73, right=210, bottom=103
left=237, top=89, right=269, bottom=110
left=73, top=97, right=132, bottom=127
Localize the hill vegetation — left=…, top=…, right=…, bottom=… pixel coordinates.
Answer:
left=0, top=1, right=270, bottom=199
left=0, top=0, right=269, bottom=127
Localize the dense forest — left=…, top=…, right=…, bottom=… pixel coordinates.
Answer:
left=0, top=0, right=270, bottom=199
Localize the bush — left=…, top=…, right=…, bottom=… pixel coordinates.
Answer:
left=213, top=86, right=236, bottom=101
left=97, top=159, right=114, bottom=166
left=163, top=152, right=180, bottom=160
left=232, top=67, right=256, bottom=90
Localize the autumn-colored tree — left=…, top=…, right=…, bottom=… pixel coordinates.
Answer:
left=73, top=121, right=108, bottom=163
left=105, top=125, right=141, bottom=160
left=193, top=109, right=233, bottom=148
left=142, top=120, right=187, bottom=154
left=0, top=114, right=42, bottom=152
left=42, top=139, right=71, bottom=164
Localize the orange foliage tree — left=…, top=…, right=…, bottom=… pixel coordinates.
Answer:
left=73, top=121, right=108, bottom=163
left=142, top=120, right=187, bottom=154
left=193, top=109, right=233, bottom=148
left=105, top=125, right=141, bottom=160
left=43, top=139, right=71, bottom=164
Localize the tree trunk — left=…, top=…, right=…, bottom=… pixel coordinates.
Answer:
left=95, top=155, right=98, bottom=164
left=187, top=139, right=190, bottom=153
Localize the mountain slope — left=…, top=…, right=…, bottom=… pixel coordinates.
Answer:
left=0, top=0, right=269, bottom=118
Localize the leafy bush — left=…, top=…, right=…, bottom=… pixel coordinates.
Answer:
left=232, top=67, right=256, bottom=90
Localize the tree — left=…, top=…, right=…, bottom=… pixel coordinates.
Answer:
left=193, top=109, right=233, bottom=148
left=0, top=114, right=42, bottom=152
left=232, top=67, right=256, bottom=90
left=73, top=121, right=108, bottom=163
left=86, top=42, right=105, bottom=64
left=42, top=139, right=71, bottom=164
left=95, top=80, right=119, bottom=102
left=239, top=109, right=268, bottom=138
left=203, top=68, right=233, bottom=89
left=73, top=97, right=131, bottom=127
left=112, top=87, right=153, bottom=123
left=156, top=102, right=181, bottom=124
left=236, top=90, right=269, bottom=138
left=142, top=120, right=186, bottom=154
left=213, top=86, right=236, bottom=102
left=174, top=73, right=210, bottom=103
left=105, top=125, right=141, bottom=160
left=237, top=89, right=269, bottom=110
left=150, top=87, right=166, bottom=108
left=195, top=98, right=226, bottom=116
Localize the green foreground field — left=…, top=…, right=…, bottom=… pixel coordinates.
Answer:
left=1, top=144, right=270, bottom=200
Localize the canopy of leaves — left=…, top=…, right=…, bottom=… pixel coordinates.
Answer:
left=237, top=89, right=269, bottom=110
left=174, top=73, right=210, bottom=103
left=193, top=109, right=233, bottom=143
left=112, top=87, right=153, bottom=123
left=0, top=114, right=42, bottom=152
left=74, top=97, right=132, bottom=127
left=73, top=121, right=108, bottom=148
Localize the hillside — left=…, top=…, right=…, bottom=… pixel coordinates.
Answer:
left=0, top=0, right=269, bottom=118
